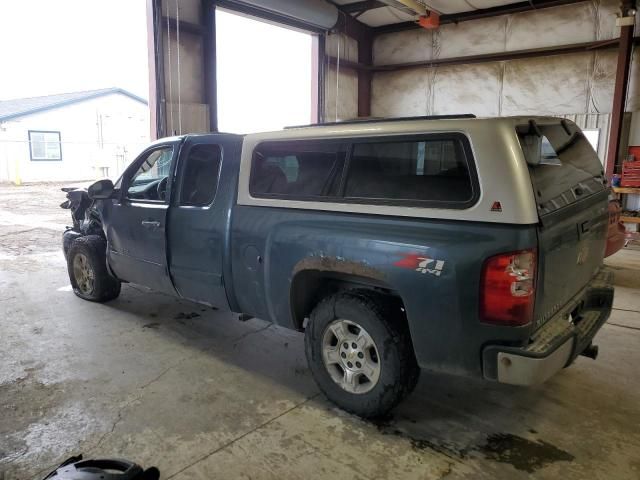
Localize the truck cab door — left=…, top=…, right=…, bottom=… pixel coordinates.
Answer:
left=104, top=141, right=179, bottom=294
left=167, top=137, right=230, bottom=309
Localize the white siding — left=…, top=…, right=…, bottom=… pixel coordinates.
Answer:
left=0, top=93, right=149, bottom=183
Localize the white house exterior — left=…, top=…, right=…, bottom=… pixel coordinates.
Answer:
left=0, top=88, right=150, bottom=183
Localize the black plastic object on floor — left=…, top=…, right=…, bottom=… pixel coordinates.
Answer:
left=42, top=455, right=160, bottom=480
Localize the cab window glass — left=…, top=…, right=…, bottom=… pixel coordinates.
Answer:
left=126, top=147, right=173, bottom=201
left=344, top=137, right=474, bottom=204
left=517, top=123, right=605, bottom=211
left=179, top=144, right=222, bottom=206
left=250, top=141, right=347, bottom=198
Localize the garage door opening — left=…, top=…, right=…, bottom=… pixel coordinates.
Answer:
left=216, top=9, right=315, bottom=134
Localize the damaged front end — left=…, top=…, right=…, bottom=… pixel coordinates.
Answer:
left=60, top=186, right=104, bottom=258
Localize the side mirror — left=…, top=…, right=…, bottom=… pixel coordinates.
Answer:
left=88, top=179, right=115, bottom=200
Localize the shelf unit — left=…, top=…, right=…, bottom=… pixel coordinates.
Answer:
left=613, top=187, right=640, bottom=195
left=612, top=187, right=640, bottom=225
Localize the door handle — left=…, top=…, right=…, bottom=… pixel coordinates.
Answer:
left=580, top=220, right=591, bottom=233
left=141, top=220, right=161, bottom=229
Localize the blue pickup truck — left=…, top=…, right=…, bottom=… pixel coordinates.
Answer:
left=62, top=115, right=614, bottom=417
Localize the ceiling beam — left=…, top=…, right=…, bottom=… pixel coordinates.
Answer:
left=330, top=3, right=375, bottom=117
left=325, top=37, right=640, bottom=72
left=162, top=16, right=205, bottom=36
left=339, top=0, right=386, bottom=15
left=373, top=0, right=590, bottom=35
left=334, top=4, right=373, bottom=42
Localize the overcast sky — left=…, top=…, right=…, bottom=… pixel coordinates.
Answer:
left=216, top=9, right=312, bottom=133
left=1, top=1, right=313, bottom=134
left=0, top=0, right=149, bottom=100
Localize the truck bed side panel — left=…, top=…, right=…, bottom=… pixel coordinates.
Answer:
left=230, top=206, right=537, bottom=377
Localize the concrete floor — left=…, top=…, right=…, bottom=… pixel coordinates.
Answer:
left=1, top=183, right=640, bottom=480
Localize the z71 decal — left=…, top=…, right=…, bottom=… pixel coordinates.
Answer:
left=394, top=253, right=446, bottom=277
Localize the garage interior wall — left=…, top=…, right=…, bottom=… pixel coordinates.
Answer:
left=151, top=0, right=327, bottom=135
left=149, top=0, right=213, bottom=138
left=324, top=32, right=359, bottom=121
left=150, top=0, right=360, bottom=132
left=150, top=0, right=638, bottom=163
left=327, top=0, right=639, bottom=163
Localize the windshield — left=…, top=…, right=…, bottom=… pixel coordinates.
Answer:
left=517, top=121, right=605, bottom=213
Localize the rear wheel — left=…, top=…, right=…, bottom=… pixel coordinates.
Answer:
left=67, top=235, right=121, bottom=302
left=305, top=291, right=419, bottom=418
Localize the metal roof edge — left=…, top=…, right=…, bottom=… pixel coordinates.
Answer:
left=0, top=88, right=148, bottom=122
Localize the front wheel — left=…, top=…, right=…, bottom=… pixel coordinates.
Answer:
left=67, top=235, right=121, bottom=302
left=304, top=291, right=419, bottom=418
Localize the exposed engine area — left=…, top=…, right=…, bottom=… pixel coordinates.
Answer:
left=60, top=187, right=104, bottom=257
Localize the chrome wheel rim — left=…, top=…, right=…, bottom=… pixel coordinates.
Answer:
left=322, top=319, right=381, bottom=394
left=73, top=253, right=94, bottom=294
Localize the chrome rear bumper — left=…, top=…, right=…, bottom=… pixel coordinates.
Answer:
left=482, top=268, right=614, bottom=386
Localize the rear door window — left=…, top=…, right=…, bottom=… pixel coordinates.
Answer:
left=344, top=135, right=476, bottom=207
left=517, top=122, right=606, bottom=214
left=250, top=141, right=347, bottom=198
left=179, top=144, right=222, bottom=206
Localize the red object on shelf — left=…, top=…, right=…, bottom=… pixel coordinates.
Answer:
left=605, top=200, right=626, bottom=257
left=621, top=151, right=640, bottom=187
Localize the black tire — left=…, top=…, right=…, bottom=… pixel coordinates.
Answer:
left=62, top=229, right=82, bottom=260
left=305, top=290, right=419, bottom=418
left=67, top=235, right=121, bottom=302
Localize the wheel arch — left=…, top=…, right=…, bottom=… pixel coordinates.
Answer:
left=289, top=266, right=407, bottom=332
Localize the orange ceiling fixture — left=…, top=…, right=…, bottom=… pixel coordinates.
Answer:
left=418, top=10, right=440, bottom=29
left=379, top=0, right=441, bottom=29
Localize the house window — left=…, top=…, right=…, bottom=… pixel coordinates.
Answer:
left=29, top=131, right=62, bottom=161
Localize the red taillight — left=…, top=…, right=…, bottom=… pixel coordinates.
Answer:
left=480, top=249, right=537, bottom=326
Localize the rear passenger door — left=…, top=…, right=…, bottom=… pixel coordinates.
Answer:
left=167, top=138, right=228, bottom=308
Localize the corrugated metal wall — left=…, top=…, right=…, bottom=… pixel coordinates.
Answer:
left=563, top=113, right=611, bottom=162
left=161, top=0, right=211, bottom=135
left=360, top=1, right=639, bottom=121
left=324, top=33, right=359, bottom=121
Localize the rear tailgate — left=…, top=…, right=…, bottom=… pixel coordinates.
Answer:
left=518, top=120, right=609, bottom=330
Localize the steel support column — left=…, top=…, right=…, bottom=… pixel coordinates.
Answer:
left=311, top=35, right=326, bottom=123
left=203, top=0, right=218, bottom=132
left=357, top=31, right=373, bottom=117
left=147, top=0, right=165, bottom=139
left=606, top=11, right=635, bottom=178
left=334, top=11, right=373, bottom=118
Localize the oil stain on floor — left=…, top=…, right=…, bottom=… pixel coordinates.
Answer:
left=373, top=416, right=574, bottom=473
left=479, top=433, right=574, bottom=473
